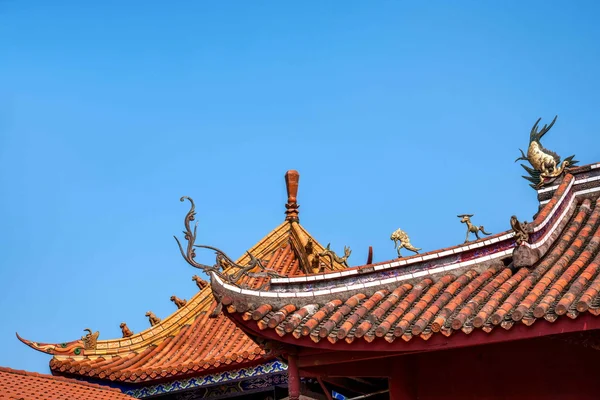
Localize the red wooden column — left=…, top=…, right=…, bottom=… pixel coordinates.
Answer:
left=288, top=353, right=301, bottom=400
left=388, top=357, right=417, bottom=399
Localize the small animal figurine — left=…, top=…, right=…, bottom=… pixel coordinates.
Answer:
left=318, top=243, right=352, bottom=268
left=458, top=214, right=491, bottom=243
left=170, top=295, right=187, bottom=309
left=510, top=215, right=531, bottom=246
left=81, top=328, right=99, bottom=350
left=192, top=275, right=208, bottom=290
left=390, top=228, right=421, bottom=257
left=120, top=322, right=133, bottom=338
left=145, top=311, right=161, bottom=327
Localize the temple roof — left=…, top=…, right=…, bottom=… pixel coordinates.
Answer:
left=210, top=163, right=600, bottom=349
left=18, top=171, right=347, bottom=384
left=0, top=366, right=132, bottom=399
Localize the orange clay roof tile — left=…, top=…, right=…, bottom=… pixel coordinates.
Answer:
left=0, top=366, right=132, bottom=399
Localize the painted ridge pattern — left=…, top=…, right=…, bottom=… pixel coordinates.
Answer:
left=270, top=174, right=588, bottom=297
left=234, top=174, right=583, bottom=295
left=124, top=360, right=287, bottom=398
left=537, top=163, right=600, bottom=202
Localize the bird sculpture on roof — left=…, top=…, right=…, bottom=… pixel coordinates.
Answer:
left=390, top=228, right=421, bottom=257
left=515, top=116, right=578, bottom=189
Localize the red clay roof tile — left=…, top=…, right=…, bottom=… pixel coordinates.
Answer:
left=0, top=366, right=132, bottom=399
left=213, top=171, right=600, bottom=347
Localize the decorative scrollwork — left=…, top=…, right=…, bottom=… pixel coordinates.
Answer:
left=174, top=197, right=286, bottom=288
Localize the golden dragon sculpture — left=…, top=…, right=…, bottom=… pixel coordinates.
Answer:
left=515, top=116, right=577, bottom=189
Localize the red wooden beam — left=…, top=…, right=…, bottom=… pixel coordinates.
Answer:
left=302, top=361, right=392, bottom=378
left=317, top=377, right=333, bottom=400
left=297, top=350, right=400, bottom=369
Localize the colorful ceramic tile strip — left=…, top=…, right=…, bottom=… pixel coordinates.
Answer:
left=124, top=360, right=287, bottom=398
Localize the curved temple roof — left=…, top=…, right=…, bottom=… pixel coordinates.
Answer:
left=18, top=172, right=348, bottom=384
left=210, top=163, right=600, bottom=349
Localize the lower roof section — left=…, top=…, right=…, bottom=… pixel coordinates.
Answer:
left=49, top=300, right=266, bottom=383
left=0, top=366, right=132, bottom=400
left=19, top=218, right=348, bottom=384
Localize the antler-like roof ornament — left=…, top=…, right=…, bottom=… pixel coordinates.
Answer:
left=173, top=196, right=286, bottom=291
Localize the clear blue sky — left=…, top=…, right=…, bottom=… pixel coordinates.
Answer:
left=1, top=1, right=600, bottom=375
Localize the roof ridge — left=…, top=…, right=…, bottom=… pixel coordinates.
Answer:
left=0, top=365, right=124, bottom=393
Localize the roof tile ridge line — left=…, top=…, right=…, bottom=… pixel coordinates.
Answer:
left=280, top=243, right=298, bottom=276
left=268, top=232, right=515, bottom=285
left=525, top=189, right=581, bottom=252
left=566, top=162, right=600, bottom=174
left=295, top=221, right=513, bottom=272
left=86, top=287, right=215, bottom=356
left=537, top=164, right=600, bottom=195
left=533, top=174, right=575, bottom=232
left=293, top=222, right=347, bottom=271
left=0, top=366, right=125, bottom=393
left=216, top=246, right=516, bottom=301
left=288, top=223, right=313, bottom=274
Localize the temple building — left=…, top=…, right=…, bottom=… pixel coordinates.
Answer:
left=16, top=117, right=600, bottom=399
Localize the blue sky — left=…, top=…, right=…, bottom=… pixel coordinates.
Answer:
left=1, top=1, right=600, bottom=374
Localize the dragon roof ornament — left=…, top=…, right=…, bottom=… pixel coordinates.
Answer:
left=516, top=115, right=578, bottom=189
left=174, top=197, right=286, bottom=290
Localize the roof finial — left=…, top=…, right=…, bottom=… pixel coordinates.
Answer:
left=285, top=170, right=300, bottom=222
